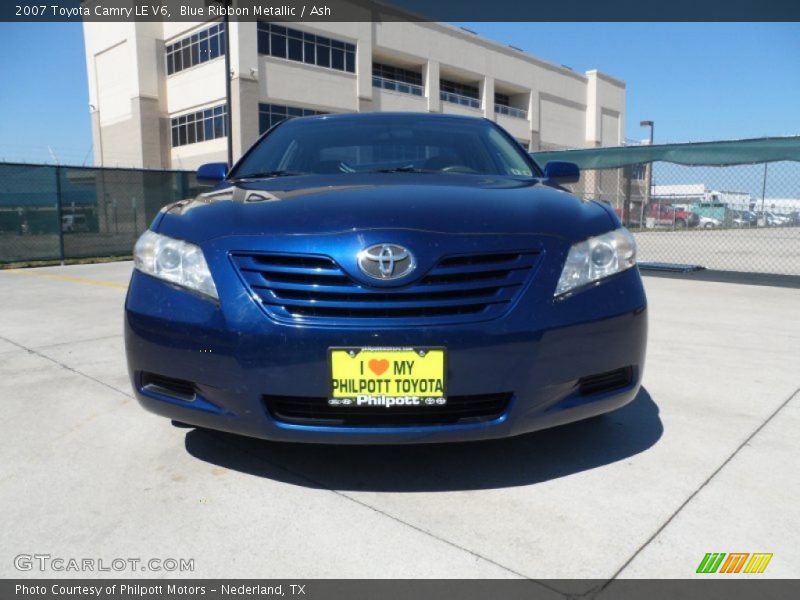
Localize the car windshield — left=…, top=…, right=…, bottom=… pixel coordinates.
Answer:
left=230, top=115, right=539, bottom=179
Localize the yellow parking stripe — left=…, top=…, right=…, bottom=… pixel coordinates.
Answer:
left=4, top=270, right=128, bottom=290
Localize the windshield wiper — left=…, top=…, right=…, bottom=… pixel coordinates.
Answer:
left=230, top=170, right=305, bottom=181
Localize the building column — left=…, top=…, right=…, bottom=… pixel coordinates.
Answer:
left=132, top=22, right=168, bottom=168
left=528, top=91, right=540, bottom=150
left=89, top=109, right=104, bottom=166
left=132, top=96, right=166, bottom=169
left=231, top=77, right=259, bottom=160
left=481, top=76, right=494, bottom=120
left=529, top=130, right=541, bottom=152
left=230, top=21, right=259, bottom=160
left=585, top=70, right=601, bottom=147
left=425, top=60, right=440, bottom=112
left=357, top=25, right=373, bottom=112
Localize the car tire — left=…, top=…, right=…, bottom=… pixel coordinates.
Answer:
left=704, top=222, right=714, bottom=229
left=675, top=219, right=687, bottom=228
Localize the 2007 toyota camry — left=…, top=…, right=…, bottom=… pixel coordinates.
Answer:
left=125, top=112, right=647, bottom=444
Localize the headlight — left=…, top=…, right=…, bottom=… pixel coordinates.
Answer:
left=133, top=230, right=218, bottom=300
left=555, top=228, right=636, bottom=297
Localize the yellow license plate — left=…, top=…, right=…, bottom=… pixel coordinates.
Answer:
left=329, top=347, right=446, bottom=407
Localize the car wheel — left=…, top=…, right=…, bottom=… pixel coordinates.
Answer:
left=675, top=219, right=687, bottom=228
left=704, top=222, right=714, bottom=229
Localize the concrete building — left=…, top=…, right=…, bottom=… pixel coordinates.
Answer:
left=653, top=184, right=800, bottom=212
left=653, top=184, right=752, bottom=206
left=83, top=18, right=626, bottom=170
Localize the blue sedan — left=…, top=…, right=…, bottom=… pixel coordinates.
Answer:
left=125, top=113, right=647, bottom=444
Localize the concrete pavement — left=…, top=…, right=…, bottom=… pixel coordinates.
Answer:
left=634, top=226, right=800, bottom=275
left=0, top=262, right=797, bottom=591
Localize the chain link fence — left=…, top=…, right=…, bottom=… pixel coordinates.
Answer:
left=534, top=139, right=800, bottom=277
left=3, top=144, right=799, bottom=277
left=0, top=163, right=200, bottom=264
left=569, top=162, right=800, bottom=276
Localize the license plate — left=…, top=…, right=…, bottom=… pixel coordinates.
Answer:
left=329, top=347, right=446, bottom=408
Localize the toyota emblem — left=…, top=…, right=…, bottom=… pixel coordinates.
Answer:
left=357, top=244, right=416, bottom=280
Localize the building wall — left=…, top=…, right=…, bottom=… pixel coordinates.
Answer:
left=84, top=18, right=626, bottom=171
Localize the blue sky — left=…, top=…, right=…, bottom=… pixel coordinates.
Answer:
left=0, top=21, right=799, bottom=165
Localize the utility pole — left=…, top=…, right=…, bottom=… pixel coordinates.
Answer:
left=640, top=120, right=654, bottom=227
left=209, top=0, right=234, bottom=168
left=223, top=4, right=233, bottom=168
left=55, top=165, right=65, bottom=265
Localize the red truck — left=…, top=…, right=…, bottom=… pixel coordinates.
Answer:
left=615, top=203, right=699, bottom=229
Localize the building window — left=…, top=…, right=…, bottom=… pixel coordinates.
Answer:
left=257, top=23, right=355, bottom=73
left=259, top=103, right=328, bottom=134
left=166, top=23, right=226, bottom=76
left=440, top=79, right=480, bottom=109
left=372, top=63, right=424, bottom=96
left=494, top=92, right=528, bottom=119
left=171, top=104, right=227, bottom=147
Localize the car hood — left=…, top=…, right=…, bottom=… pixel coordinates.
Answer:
left=154, top=173, right=617, bottom=243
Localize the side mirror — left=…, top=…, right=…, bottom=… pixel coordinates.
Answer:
left=543, top=161, right=580, bottom=184
left=196, top=162, right=228, bottom=185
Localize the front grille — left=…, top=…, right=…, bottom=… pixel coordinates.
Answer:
left=231, top=250, right=539, bottom=324
left=578, top=367, right=633, bottom=396
left=265, top=393, right=512, bottom=426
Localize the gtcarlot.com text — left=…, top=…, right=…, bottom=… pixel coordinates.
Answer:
left=14, top=554, right=194, bottom=573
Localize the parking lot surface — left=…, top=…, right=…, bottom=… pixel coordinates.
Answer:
left=0, top=262, right=798, bottom=590
left=634, top=226, right=800, bottom=275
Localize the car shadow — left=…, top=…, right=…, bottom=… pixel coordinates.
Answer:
left=184, top=387, right=662, bottom=492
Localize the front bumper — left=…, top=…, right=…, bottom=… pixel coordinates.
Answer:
left=124, top=235, right=647, bottom=444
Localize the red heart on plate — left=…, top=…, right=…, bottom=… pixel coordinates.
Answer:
left=368, top=358, right=390, bottom=376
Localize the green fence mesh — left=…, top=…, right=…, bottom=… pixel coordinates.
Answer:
left=0, top=163, right=199, bottom=263
left=531, top=136, right=800, bottom=169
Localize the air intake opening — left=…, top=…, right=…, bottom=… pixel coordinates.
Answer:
left=578, top=367, right=633, bottom=396
left=265, top=393, right=512, bottom=427
left=141, top=372, right=196, bottom=401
